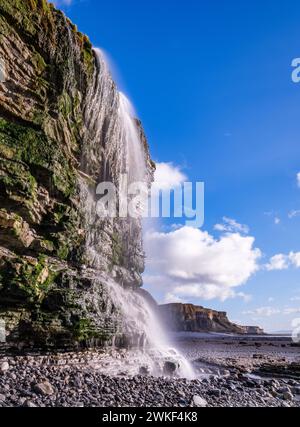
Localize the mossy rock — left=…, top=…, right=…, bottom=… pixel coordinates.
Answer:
left=0, top=118, right=76, bottom=198
left=0, top=255, right=58, bottom=305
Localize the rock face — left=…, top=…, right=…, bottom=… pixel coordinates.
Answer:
left=159, top=303, right=264, bottom=335
left=0, top=0, right=154, bottom=348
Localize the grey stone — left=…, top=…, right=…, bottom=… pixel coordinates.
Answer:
left=292, top=386, right=300, bottom=395
left=139, top=366, right=150, bottom=375
left=282, top=392, right=293, bottom=401
left=277, top=387, right=291, bottom=394
left=0, top=362, right=9, bottom=373
left=192, top=395, right=208, bottom=407
left=209, top=389, right=222, bottom=398
left=33, top=381, right=55, bottom=396
left=23, top=400, right=38, bottom=408
left=163, top=361, right=178, bottom=375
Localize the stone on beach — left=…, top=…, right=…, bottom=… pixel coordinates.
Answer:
left=23, top=400, right=38, bottom=407
left=163, top=361, right=179, bottom=375
left=33, top=381, right=55, bottom=396
left=192, top=395, right=208, bottom=407
left=0, top=362, right=9, bottom=373
left=0, top=350, right=299, bottom=408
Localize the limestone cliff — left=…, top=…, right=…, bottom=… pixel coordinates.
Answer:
left=159, top=303, right=264, bottom=335
left=0, top=0, right=154, bottom=348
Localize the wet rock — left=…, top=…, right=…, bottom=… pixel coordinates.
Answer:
left=33, top=381, right=55, bottom=396
left=269, top=379, right=281, bottom=388
left=245, top=379, right=257, bottom=388
left=270, top=389, right=279, bottom=398
left=208, top=389, right=222, bottom=398
left=163, top=361, right=178, bottom=375
left=292, top=386, right=300, bottom=395
left=282, top=392, right=293, bottom=401
left=139, top=366, right=150, bottom=375
left=277, top=387, right=291, bottom=394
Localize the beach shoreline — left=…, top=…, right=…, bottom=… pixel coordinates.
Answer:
left=0, top=334, right=299, bottom=407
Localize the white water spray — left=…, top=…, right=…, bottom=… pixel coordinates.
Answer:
left=118, top=92, right=146, bottom=184
left=80, top=48, right=194, bottom=378
left=105, top=277, right=194, bottom=378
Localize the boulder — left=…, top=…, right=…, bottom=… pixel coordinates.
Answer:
left=0, top=362, right=9, bottom=373
left=163, top=361, right=178, bottom=375
left=192, top=395, right=208, bottom=407
left=33, top=381, right=54, bottom=396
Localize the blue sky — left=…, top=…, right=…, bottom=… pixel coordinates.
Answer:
left=56, top=0, right=300, bottom=332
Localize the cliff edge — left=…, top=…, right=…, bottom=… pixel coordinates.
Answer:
left=159, top=303, right=264, bottom=335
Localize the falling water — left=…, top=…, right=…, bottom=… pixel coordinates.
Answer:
left=80, top=48, right=148, bottom=270
left=80, top=48, right=194, bottom=378
left=105, top=277, right=194, bottom=378
left=118, top=92, right=146, bottom=184
left=81, top=48, right=146, bottom=184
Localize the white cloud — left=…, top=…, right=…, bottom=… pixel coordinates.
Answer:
left=283, top=307, right=300, bottom=315
left=289, top=252, right=300, bottom=267
left=164, top=293, right=186, bottom=304
left=288, top=210, right=300, bottom=219
left=243, top=306, right=300, bottom=317
left=144, top=226, right=261, bottom=302
left=153, top=162, right=187, bottom=191
left=297, top=172, right=300, bottom=188
left=274, top=217, right=280, bottom=225
left=214, top=217, right=249, bottom=234
left=234, top=292, right=252, bottom=302
left=265, top=252, right=300, bottom=270
left=268, top=297, right=275, bottom=302
left=265, top=254, right=289, bottom=271
left=290, top=296, right=300, bottom=302
left=243, top=307, right=281, bottom=317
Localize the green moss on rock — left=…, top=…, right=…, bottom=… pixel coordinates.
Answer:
left=0, top=255, right=58, bottom=305
left=73, top=318, right=110, bottom=343
left=0, top=158, right=37, bottom=202
left=0, top=0, right=135, bottom=350
left=0, top=118, right=76, bottom=197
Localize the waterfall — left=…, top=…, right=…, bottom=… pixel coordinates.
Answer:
left=118, top=92, right=146, bottom=184
left=81, top=48, right=146, bottom=184
left=105, top=277, right=194, bottom=378
left=80, top=48, right=147, bottom=271
left=79, top=48, right=194, bottom=378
